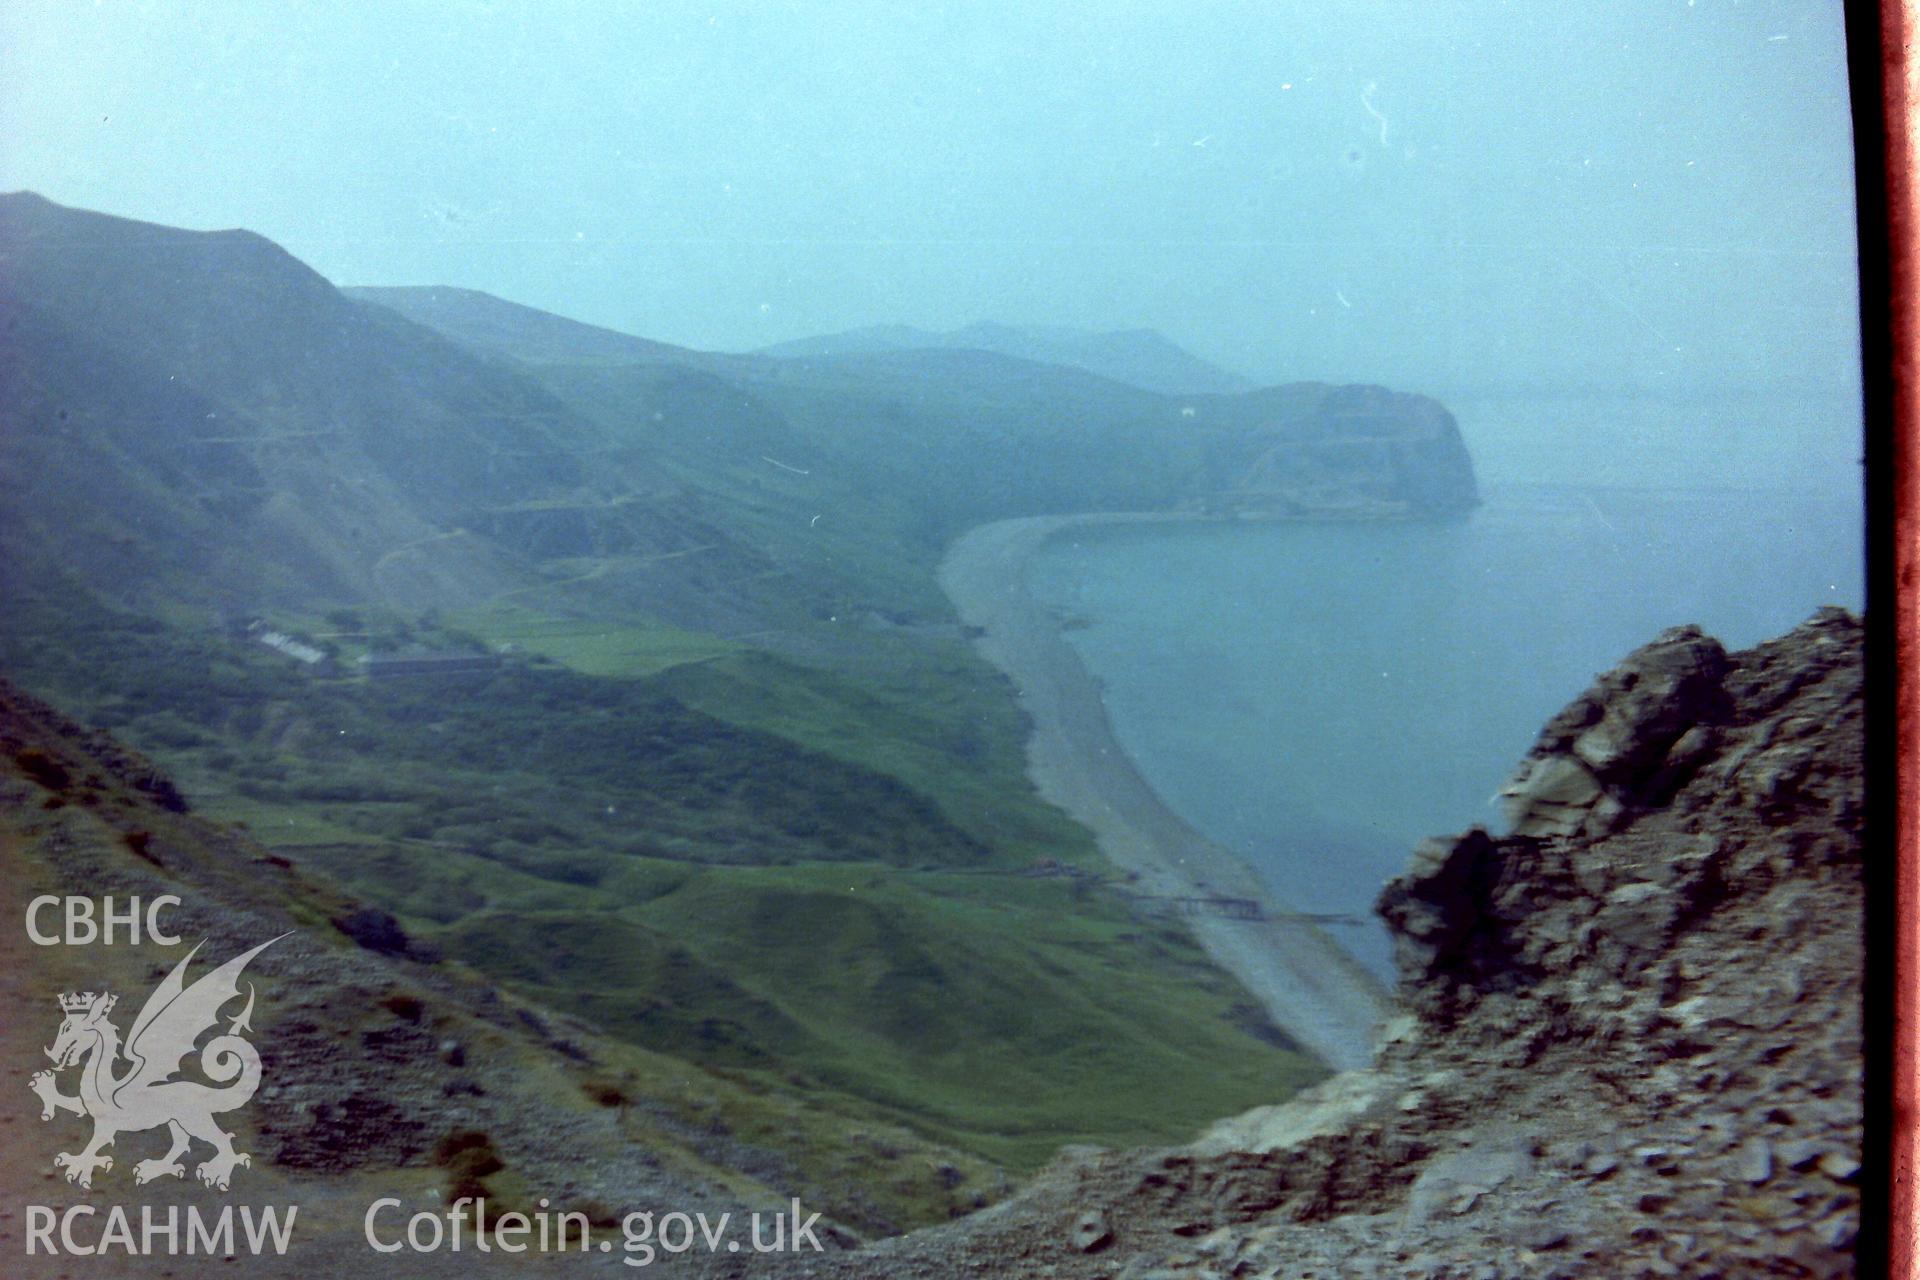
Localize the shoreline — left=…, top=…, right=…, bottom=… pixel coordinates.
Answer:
left=938, top=514, right=1393, bottom=1072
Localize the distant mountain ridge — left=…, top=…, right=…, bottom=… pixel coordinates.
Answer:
left=757, top=320, right=1254, bottom=396
left=0, top=191, right=777, bottom=627
left=343, top=284, right=752, bottom=376
left=350, top=290, right=1256, bottom=398
left=1, top=192, right=1478, bottom=635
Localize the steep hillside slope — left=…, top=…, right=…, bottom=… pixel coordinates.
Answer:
left=350, top=281, right=1482, bottom=554
left=0, top=673, right=873, bottom=1266
left=5, top=193, right=1476, bottom=650
left=344, top=284, right=752, bottom=374
left=785, top=610, right=1866, bottom=1278
left=0, top=193, right=769, bottom=625
left=364, top=289, right=1482, bottom=660
left=0, top=592, right=1324, bottom=1183
left=757, top=321, right=1254, bottom=396
left=0, top=672, right=1320, bottom=1259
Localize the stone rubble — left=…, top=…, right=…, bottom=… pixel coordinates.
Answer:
left=759, top=609, right=1865, bottom=1279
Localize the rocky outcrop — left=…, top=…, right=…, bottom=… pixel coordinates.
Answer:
left=778, top=609, right=1865, bottom=1278
left=1196, top=383, right=1479, bottom=519
left=1382, top=610, right=1860, bottom=1037
left=1495, top=623, right=1732, bottom=839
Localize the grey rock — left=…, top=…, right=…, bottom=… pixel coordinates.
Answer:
left=1565, top=626, right=1730, bottom=787
left=1729, top=1136, right=1772, bottom=1185
left=1193, top=1226, right=1238, bottom=1258
left=1815, top=1211, right=1858, bottom=1250
left=1502, top=754, right=1604, bottom=836
left=1817, top=1151, right=1860, bottom=1181
left=1598, top=883, right=1680, bottom=957
left=1776, top=1138, right=1825, bottom=1170
left=1584, top=792, right=1629, bottom=835
left=1648, top=724, right=1721, bottom=797
left=1405, top=1138, right=1534, bottom=1225
left=1376, top=828, right=1506, bottom=1004
left=1522, top=1222, right=1572, bottom=1251
left=1549, top=1138, right=1596, bottom=1168
left=1800, top=1097, right=1859, bottom=1129
left=1071, top=1209, right=1113, bottom=1254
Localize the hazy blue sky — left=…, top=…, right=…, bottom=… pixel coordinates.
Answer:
left=1, top=2, right=1864, bottom=483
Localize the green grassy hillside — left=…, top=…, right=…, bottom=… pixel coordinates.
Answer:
left=0, top=194, right=1475, bottom=1214
left=0, top=579, right=1321, bottom=1175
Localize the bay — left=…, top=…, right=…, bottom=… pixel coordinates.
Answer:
left=1026, top=482, right=1865, bottom=979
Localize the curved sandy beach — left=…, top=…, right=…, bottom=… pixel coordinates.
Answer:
left=939, top=515, right=1393, bottom=1072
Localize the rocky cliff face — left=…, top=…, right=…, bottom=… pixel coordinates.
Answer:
left=1205, top=383, right=1479, bottom=519
left=788, top=609, right=1864, bottom=1279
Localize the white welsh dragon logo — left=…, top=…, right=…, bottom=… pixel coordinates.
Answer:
left=29, top=935, right=287, bottom=1191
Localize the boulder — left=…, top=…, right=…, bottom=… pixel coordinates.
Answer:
left=1376, top=829, right=1500, bottom=990
left=1501, top=626, right=1731, bottom=838
left=1500, top=754, right=1603, bottom=836
left=1071, top=1209, right=1113, bottom=1253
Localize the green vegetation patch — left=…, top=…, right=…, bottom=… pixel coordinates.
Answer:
left=658, top=641, right=1102, bottom=871
left=0, top=591, right=995, bottom=873
left=424, top=862, right=1323, bottom=1170
left=0, top=586, right=1323, bottom=1179
left=450, top=608, right=741, bottom=678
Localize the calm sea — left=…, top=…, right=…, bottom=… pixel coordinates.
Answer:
left=1026, top=482, right=1865, bottom=979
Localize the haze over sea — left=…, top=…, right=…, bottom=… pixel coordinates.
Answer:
left=1028, top=391, right=1864, bottom=980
